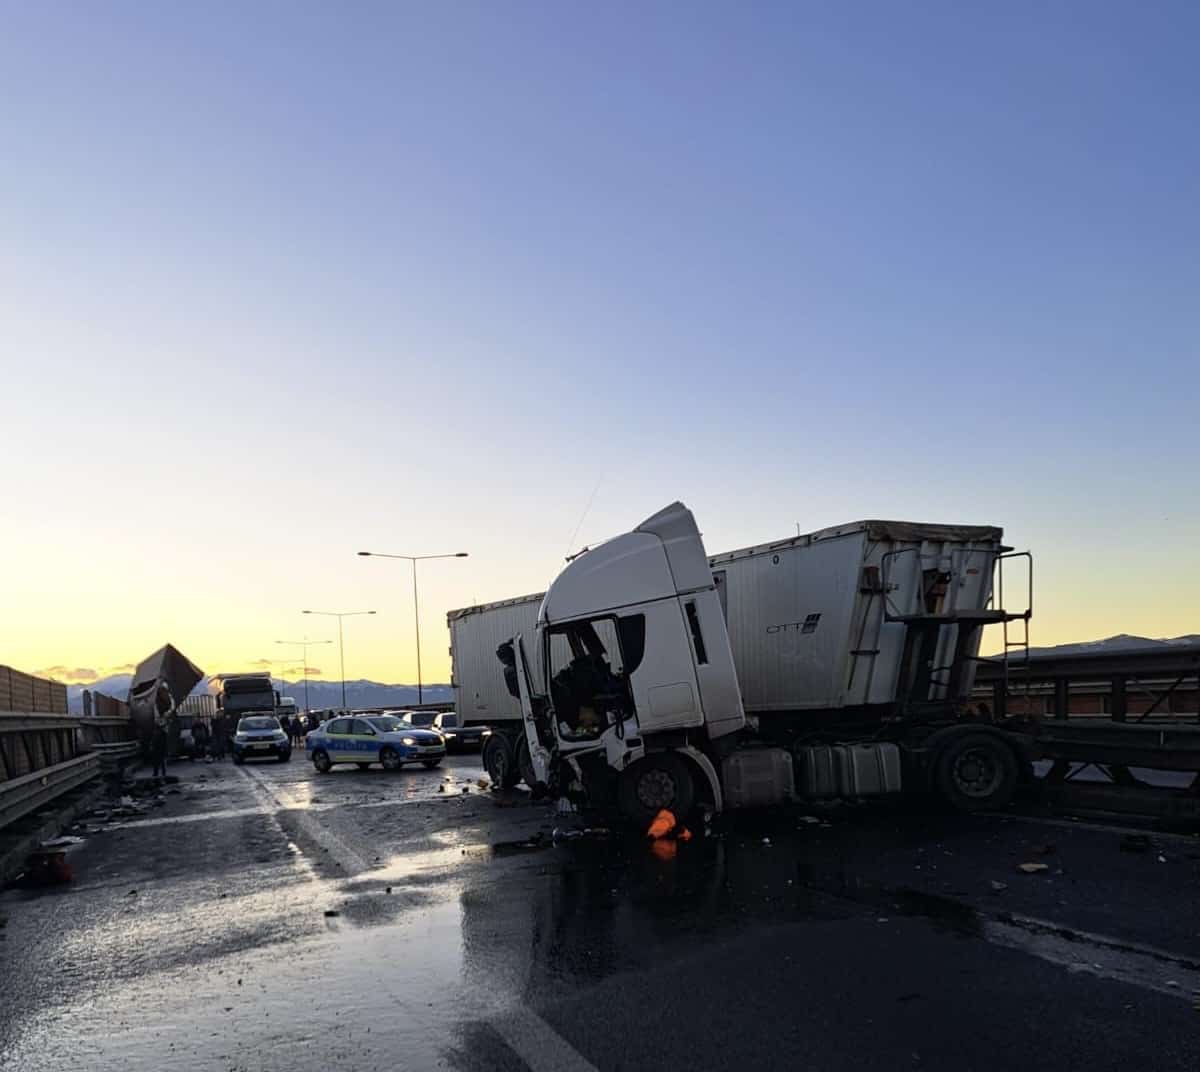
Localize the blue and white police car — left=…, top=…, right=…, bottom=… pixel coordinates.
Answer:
left=305, top=713, right=445, bottom=773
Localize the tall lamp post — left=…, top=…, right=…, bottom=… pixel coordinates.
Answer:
left=301, top=609, right=376, bottom=711
left=274, top=638, right=333, bottom=713
left=356, top=550, right=468, bottom=705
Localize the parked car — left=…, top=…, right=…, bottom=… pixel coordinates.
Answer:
left=231, top=716, right=291, bottom=764
left=306, top=714, right=445, bottom=773
left=432, top=712, right=487, bottom=752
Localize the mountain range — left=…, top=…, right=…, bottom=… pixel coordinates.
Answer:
left=69, top=675, right=452, bottom=713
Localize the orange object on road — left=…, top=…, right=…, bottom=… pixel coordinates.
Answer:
left=676, top=827, right=693, bottom=842
left=646, top=809, right=676, bottom=839
left=650, top=838, right=678, bottom=860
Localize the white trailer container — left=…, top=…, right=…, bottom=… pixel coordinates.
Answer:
left=710, top=520, right=1008, bottom=720
left=448, top=594, right=544, bottom=725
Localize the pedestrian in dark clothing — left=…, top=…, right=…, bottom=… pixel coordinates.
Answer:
left=279, top=714, right=292, bottom=740
left=211, top=714, right=227, bottom=760
left=150, top=722, right=168, bottom=778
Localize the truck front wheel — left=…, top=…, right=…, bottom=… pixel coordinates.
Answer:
left=618, top=753, right=696, bottom=828
left=483, top=735, right=519, bottom=789
left=934, top=733, right=1018, bottom=812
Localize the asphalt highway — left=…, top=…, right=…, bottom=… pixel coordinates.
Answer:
left=2, top=752, right=1198, bottom=1071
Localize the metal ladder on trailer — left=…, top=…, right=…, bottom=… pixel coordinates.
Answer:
left=881, top=547, right=1033, bottom=719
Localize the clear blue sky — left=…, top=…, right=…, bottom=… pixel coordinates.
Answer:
left=2, top=2, right=1197, bottom=682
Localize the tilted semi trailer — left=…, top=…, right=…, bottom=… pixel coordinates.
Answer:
left=450, top=506, right=1037, bottom=813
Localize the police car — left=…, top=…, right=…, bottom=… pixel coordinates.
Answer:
left=306, top=713, right=445, bottom=773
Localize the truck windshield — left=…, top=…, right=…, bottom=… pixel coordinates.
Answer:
left=548, top=618, right=630, bottom=740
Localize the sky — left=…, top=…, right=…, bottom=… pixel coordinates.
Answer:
left=2, top=2, right=1197, bottom=688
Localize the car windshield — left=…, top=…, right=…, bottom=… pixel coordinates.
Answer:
left=239, top=717, right=279, bottom=732
left=407, top=712, right=437, bottom=727
left=368, top=716, right=403, bottom=733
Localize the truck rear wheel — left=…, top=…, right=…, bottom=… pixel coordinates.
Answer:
left=934, top=732, right=1018, bottom=811
left=618, top=753, right=696, bottom=828
left=483, top=734, right=519, bottom=789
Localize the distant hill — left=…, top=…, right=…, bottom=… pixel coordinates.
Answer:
left=68, top=675, right=451, bottom=713
left=1021, top=634, right=1200, bottom=660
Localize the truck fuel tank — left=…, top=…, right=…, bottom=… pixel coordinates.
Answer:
left=796, top=742, right=903, bottom=798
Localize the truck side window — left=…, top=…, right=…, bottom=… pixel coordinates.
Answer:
left=617, top=614, right=645, bottom=675
left=685, top=601, right=708, bottom=664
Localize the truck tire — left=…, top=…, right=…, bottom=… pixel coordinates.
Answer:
left=934, top=732, right=1018, bottom=811
left=483, top=735, right=519, bottom=789
left=618, top=753, right=696, bottom=828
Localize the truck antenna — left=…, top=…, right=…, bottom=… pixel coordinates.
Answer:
left=564, top=478, right=603, bottom=562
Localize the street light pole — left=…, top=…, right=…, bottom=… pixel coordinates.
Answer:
left=356, top=550, right=468, bottom=706
left=275, top=638, right=333, bottom=713
left=301, top=610, right=376, bottom=711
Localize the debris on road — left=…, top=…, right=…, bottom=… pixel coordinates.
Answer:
left=1017, top=862, right=1049, bottom=874
left=990, top=881, right=1008, bottom=892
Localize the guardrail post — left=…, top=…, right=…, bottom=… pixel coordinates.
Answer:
left=1111, top=676, right=1127, bottom=722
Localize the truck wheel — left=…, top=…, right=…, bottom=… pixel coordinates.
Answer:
left=312, top=749, right=331, bottom=774
left=618, top=753, right=696, bottom=828
left=380, top=747, right=402, bottom=772
left=483, top=735, right=519, bottom=789
left=935, top=732, right=1018, bottom=811
left=517, top=738, right=536, bottom=788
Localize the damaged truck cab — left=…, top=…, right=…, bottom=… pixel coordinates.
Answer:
left=504, top=503, right=745, bottom=824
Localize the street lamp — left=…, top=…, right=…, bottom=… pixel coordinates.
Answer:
left=274, top=638, right=333, bottom=713
left=356, top=550, right=468, bottom=705
left=301, top=610, right=376, bottom=710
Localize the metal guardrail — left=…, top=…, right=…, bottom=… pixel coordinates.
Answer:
left=0, top=752, right=101, bottom=832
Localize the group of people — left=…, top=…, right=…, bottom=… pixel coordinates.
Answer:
left=278, top=713, right=319, bottom=746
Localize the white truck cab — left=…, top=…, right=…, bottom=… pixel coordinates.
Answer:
left=509, top=502, right=746, bottom=822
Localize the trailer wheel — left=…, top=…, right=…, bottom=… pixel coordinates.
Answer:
left=483, top=735, right=519, bottom=789
left=618, top=753, right=696, bottom=828
left=935, top=733, right=1018, bottom=811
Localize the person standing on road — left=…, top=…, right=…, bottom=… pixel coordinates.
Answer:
left=150, top=721, right=168, bottom=779
left=291, top=718, right=304, bottom=747
left=279, top=714, right=292, bottom=741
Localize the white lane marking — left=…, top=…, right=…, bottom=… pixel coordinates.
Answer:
left=983, top=912, right=1200, bottom=1001
left=490, top=1006, right=600, bottom=1072
left=992, top=811, right=1200, bottom=845
left=238, top=764, right=371, bottom=875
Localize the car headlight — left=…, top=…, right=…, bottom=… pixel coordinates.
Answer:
left=444, top=732, right=457, bottom=738
left=481, top=729, right=493, bottom=737
left=401, top=736, right=416, bottom=746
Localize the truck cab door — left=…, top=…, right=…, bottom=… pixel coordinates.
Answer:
left=512, top=634, right=552, bottom=787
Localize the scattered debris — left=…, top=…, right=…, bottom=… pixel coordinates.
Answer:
left=1017, top=862, right=1049, bottom=874
left=126, top=889, right=139, bottom=897
left=40, top=836, right=85, bottom=848
left=437, top=785, right=445, bottom=794
left=762, top=837, right=772, bottom=846
left=797, top=816, right=821, bottom=826
left=462, top=787, right=469, bottom=794
left=385, top=887, right=392, bottom=894
left=1157, top=854, right=1168, bottom=864
left=476, top=778, right=490, bottom=790
left=990, top=881, right=1008, bottom=892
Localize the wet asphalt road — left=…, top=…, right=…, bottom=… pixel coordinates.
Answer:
left=2, top=752, right=1200, bottom=1071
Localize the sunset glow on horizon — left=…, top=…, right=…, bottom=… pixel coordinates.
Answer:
left=2, top=5, right=1197, bottom=688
